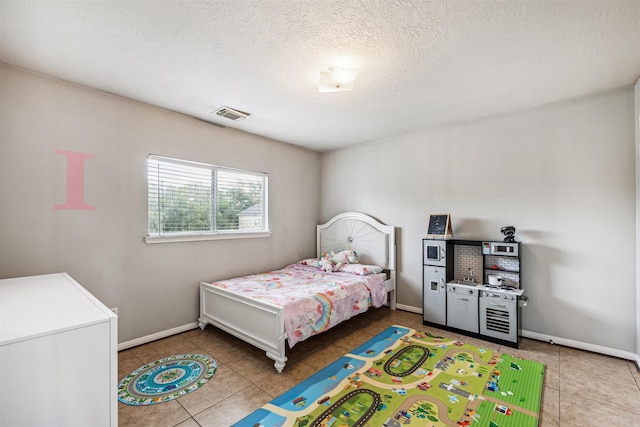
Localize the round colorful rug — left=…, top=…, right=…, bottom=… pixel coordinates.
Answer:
left=118, top=354, right=217, bottom=406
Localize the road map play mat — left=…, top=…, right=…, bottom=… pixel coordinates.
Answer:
left=234, top=325, right=544, bottom=427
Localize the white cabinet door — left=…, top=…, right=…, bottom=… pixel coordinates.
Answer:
left=446, top=287, right=479, bottom=333
left=423, top=265, right=447, bottom=325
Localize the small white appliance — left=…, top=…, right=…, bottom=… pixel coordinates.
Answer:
left=424, top=240, right=447, bottom=266
left=482, top=241, right=519, bottom=257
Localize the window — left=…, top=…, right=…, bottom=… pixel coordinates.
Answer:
left=147, top=155, right=268, bottom=242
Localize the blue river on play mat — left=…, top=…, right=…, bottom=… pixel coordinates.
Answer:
left=232, top=326, right=410, bottom=426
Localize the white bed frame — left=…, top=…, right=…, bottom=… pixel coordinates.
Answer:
left=198, top=212, right=396, bottom=372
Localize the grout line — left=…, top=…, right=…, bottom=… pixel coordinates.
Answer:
left=627, top=361, right=640, bottom=391
left=173, top=399, right=198, bottom=427
left=193, top=382, right=256, bottom=425
left=557, top=353, right=562, bottom=426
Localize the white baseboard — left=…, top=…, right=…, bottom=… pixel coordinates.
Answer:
left=396, top=303, right=422, bottom=314
left=116, top=317, right=638, bottom=363
left=118, top=322, right=199, bottom=351
left=521, top=330, right=636, bottom=361
left=392, top=305, right=636, bottom=361
left=117, top=307, right=427, bottom=351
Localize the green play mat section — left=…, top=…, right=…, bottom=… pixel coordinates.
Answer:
left=234, top=325, right=544, bottom=427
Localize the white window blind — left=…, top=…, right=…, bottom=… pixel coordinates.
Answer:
left=148, top=155, right=268, bottom=238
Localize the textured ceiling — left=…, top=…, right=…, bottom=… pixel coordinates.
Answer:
left=1, top=1, right=639, bottom=152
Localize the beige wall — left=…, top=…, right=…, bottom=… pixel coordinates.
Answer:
left=0, top=64, right=320, bottom=342
left=321, top=88, right=636, bottom=354
left=1, top=63, right=636, bottom=355
left=636, top=77, right=640, bottom=365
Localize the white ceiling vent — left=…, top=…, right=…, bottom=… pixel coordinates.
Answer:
left=214, top=106, right=250, bottom=122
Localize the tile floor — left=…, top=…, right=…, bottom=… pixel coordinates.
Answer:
left=118, top=308, right=640, bottom=426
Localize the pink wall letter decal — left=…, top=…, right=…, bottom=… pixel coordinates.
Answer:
left=54, top=149, right=96, bottom=210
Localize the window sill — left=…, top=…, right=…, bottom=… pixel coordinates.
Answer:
left=145, top=231, right=271, bottom=244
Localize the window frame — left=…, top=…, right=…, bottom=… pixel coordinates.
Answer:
left=145, top=155, right=270, bottom=244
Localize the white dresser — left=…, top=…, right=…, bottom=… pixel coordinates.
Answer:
left=0, top=273, right=118, bottom=427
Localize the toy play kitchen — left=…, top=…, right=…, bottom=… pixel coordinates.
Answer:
left=422, top=226, right=528, bottom=348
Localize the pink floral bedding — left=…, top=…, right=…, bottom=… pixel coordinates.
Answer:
left=209, top=263, right=388, bottom=347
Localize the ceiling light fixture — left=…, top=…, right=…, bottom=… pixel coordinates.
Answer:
left=318, top=67, right=358, bottom=93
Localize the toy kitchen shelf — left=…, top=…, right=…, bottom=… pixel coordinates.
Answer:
left=485, top=266, right=519, bottom=273
left=483, top=246, right=521, bottom=288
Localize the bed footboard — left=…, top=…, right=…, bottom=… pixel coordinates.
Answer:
left=198, top=282, right=288, bottom=373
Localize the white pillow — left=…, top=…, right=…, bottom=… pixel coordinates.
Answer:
left=339, top=264, right=384, bottom=275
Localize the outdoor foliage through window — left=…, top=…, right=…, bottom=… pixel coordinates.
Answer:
left=148, top=155, right=268, bottom=236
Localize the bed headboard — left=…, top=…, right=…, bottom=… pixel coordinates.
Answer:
left=317, top=212, right=396, bottom=271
